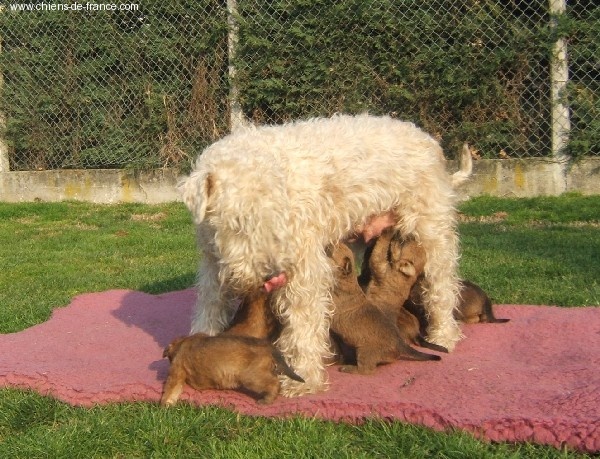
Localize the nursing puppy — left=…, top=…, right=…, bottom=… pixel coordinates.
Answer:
left=363, top=229, right=448, bottom=353
left=224, top=288, right=281, bottom=341
left=327, top=242, right=440, bottom=375
left=160, top=333, right=304, bottom=406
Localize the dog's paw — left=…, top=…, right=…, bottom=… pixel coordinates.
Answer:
left=338, top=365, right=359, bottom=374
left=160, top=396, right=178, bottom=407
left=279, top=376, right=326, bottom=397
left=427, top=323, right=463, bottom=352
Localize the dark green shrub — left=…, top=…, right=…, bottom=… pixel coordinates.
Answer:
left=0, top=0, right=229, bottom=170
left=235, top=0, right=556, bottom=158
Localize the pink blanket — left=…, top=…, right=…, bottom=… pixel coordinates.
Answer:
left=1, top=289, right=598, bottom=453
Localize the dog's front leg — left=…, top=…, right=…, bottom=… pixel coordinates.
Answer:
left=190, top=251, right=237, bottom=335
left=406, top=210, right=462, bottom=351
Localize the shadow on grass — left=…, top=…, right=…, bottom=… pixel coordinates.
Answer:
left=138, top=272, right=197, bottom=295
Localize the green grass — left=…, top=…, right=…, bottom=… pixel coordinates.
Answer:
left=0, top=202, right=198, bottom=333
left=0, top=195, right=598, bottom=458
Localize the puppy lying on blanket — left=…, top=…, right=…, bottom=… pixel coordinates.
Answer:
left=161, top=333, right=303, bottom=406
left=405, top=279, right=510, bottom=327
left=327, top=242, right=441, bottom=375
left=362, top=229, right=448, bottom=353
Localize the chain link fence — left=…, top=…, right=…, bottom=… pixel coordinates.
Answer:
left=0, top=0, right=597, bottom=171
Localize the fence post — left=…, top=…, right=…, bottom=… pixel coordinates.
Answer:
left=549, top=0, right=570, bottom=160
left=0, top=11, right=9, bottom=172
left=227, top=0, right=244, bottom=131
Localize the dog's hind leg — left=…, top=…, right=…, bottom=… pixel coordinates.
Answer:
left=397, top=189, right=462, bottom=351
left=275, top=254, right=334, bottom=396
left=160, top=364, right=186, bottom=407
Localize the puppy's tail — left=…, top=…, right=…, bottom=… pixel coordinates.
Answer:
left=271, top=348, right=305, bottom=383
left=416, top=336, right=449, bottom=353
left=451, top=143, right=473, bottom=188
left=163, top=336, right=186, bottom=362
left=482, top=299, right=510, bottom=323
left=397, top=341, right=442, bottom=362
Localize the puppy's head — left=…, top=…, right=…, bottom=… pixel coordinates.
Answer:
left=326, top=243, right=355, bottom=279
left=389, top=236, right=427, bottom=278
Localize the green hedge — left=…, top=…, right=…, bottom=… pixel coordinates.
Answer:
left=561, top=2, right=600, bottom=157
left=0, top=0, right=229, bottom=170
left=235, top=0, right=557, bottom=158
left=0, top=0, right=597, bottom=170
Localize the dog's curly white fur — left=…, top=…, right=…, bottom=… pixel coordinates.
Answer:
left=181, top=114, right=462, bottom=396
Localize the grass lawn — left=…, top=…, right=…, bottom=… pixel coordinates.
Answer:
left=0, top=194, right=598, bottom=458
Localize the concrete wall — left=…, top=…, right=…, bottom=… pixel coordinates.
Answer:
left=0, top=158, right=599, bottom=203
left=457, top=157, right=600, bottom=199
left=0, top=169, right=182, bottom=203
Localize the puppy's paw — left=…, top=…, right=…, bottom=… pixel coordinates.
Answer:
left=338, top=365, right=359, bottom=374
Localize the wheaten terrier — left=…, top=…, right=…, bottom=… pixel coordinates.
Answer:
left=181, top=113, right=462, bottom=396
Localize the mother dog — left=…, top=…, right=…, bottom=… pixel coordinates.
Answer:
left=180, top=114, right=462, bottom=396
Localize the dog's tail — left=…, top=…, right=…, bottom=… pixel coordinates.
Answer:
left=162, top=336, right=187, bottom=362
left=451, top=143, right=473, bottom=188
left=271, top=348, right=305, bottom=383
left=397, top=341, right=442, bottom=361
left=481, top=298, right=510, bottom=324
left=415, top=336, right=449, bottom=353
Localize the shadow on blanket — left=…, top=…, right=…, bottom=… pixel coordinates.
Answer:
left=0, top=289, right=598, bottom=453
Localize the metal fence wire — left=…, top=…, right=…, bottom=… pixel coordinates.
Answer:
left=0, top=0, right=597, bottom=171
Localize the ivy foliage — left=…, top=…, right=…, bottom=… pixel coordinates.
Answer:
left=0, top=0, right=229, bottom=170
left=235, top=0, right=596, bottom=158
left=0, top=0, right=597, bottom=170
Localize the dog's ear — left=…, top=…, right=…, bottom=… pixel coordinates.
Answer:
left=342, top=257, right=354, bottom=276
left=162, top=344, right=172, bottom=360
left=179, top=172, right=214, bottom=224
left=324, top=244, right=334, bottom=258
left=398, top=260, right=416, bottom=277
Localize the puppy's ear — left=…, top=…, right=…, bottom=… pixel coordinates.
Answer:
left=398, top=260, right=416, bottom=277
left=342, top=257, right=354, bottom=276
left=179, top=172, right=214, bottom=224
left=163, top=344, right=173, bottom=360
left=324, top=244, right=334, bottom=257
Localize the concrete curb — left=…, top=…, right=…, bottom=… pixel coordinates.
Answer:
left=1, top=158, right=599, bottom=203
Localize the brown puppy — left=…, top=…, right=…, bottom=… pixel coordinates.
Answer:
left=454, top=280, right=510, bottom=324
left=405, top=278, right=510, bottom=327
left=327, top=242, right=440, bottom=375
left=160, top=333, right=304, bottom=406
left=364, top=229, right=448, bottom=353
left=224, top=288, right=281, bottom=340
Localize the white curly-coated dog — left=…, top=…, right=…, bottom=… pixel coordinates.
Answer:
left=181, top=114, right=463, bottom=396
